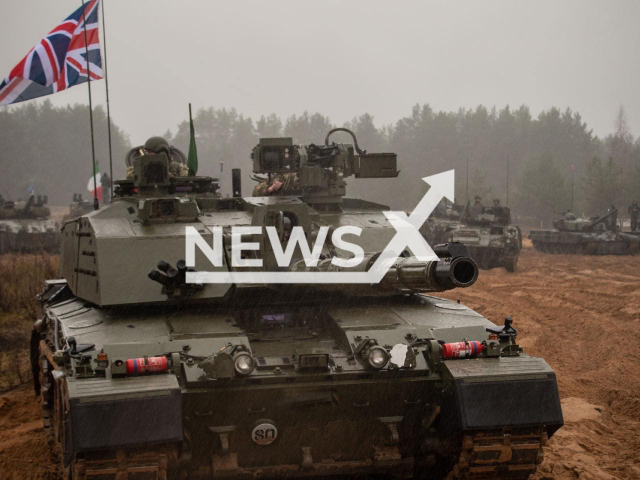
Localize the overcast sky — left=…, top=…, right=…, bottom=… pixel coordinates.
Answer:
left=1, top=0, right=639, bottom=143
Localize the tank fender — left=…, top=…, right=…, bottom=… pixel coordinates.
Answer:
left=67, top=374, right=183, bottom=453
left=439, top=356, right=563, bottom=438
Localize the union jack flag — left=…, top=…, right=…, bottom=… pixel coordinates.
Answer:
left=0, top=0, right=102, bottom=106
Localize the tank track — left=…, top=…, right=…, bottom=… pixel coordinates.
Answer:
left=68, top=450, right=169, bottom=480
left=532, top=240, right=640, bottom=255
left=446, top=428, right=547, bottom=479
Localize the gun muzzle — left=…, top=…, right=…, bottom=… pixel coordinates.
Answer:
left=288, top=243, right=478, bottom=296
left=433, top=255, right=478, bottom=289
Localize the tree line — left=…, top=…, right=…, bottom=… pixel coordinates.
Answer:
left=1, top=101, right=639, bottom=225
left=0, top=100, right=129, bottom=205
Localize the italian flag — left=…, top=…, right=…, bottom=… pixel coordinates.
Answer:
left=87, top=164, right=102, bottom=202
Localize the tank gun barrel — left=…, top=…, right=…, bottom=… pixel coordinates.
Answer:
left=288, top=243, right=478, bottom=296
left=587, top=208, right=618, bottom=229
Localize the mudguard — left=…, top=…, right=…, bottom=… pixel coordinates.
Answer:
left=440, top=356, right=563, bottom=436
left=67, top=374, right=183, bottom=452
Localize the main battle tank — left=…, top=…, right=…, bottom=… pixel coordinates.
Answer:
left=31, top=130, right=562, bottom=479
left=446, top=202, right=522, bottom=272
left=421, top=200, right=522, bottom=272
left=419, top=199, right=462, bottom=245
left=62, top=193, right=95, bottom=222
left=529, top=209, right=640, bottom=255
left=0, top=193, right=59, bottom=253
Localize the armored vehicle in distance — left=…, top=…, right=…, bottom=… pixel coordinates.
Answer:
left=62, top=194, right=95, bottom=222
left=0, top=194, right=59, bottom=253
left=422, top=200, right=522, bottom=272
left=32, top=130, right=562, bottom=479
left=446, top=201, right=522, bottom=272
left=529, top=209, right=640, bottom=255
left=419, top=199, right=462, bottom=246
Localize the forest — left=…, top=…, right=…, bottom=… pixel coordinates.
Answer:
left=1, top=101, right=639, bottom=225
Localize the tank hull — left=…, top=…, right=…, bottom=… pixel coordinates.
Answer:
left=0, top=219, right=60, bottom=253
left=447, top=226, right=522, bottom=272
left=422, top=220, right=522, bottom=272
left=34, top=289, right=562, bottom=480
left=529, top=230, right=640, bottom=255
left=466, top=245, right=519, bottom=271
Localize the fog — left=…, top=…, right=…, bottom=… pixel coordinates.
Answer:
left=2, top=0, right=639, bottom=141
left=1, top=0, right=640, bottom=217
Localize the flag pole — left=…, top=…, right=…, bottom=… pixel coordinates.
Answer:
left=81, top=0, right=98, bottom=210
left=570, top=164, right=574, bottom=212
left=101, top=0, right=114, bottom=199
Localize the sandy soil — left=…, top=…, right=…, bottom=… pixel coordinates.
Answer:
left=1, top=241, right=639, bottom=479
left=440, top=239, right=640, bottom=479
left=0, top=386, right=61, bottom=480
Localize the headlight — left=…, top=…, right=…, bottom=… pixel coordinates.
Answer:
left=366, top=346, right=389, bottom=369
left=234, top=352, right=255, bottom=376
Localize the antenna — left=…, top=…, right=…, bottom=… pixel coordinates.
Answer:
left=80, top=0, right=98, bottom=211
left=466, top=157, right=469, bottom=202
left=570, top=163, right=574, bottom=211
left=506, top=156, right=509, bottom=207
left=101, top=0, right=114, bottom=200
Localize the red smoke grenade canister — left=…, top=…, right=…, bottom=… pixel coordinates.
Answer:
left=441, top=341, right=485, bottom=359
left=125, top=356, right=168, bottom=375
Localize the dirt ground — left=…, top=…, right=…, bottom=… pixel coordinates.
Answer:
left=440, top=239, right=640, bottom=480
left=0, top=241, right=639, bottom=479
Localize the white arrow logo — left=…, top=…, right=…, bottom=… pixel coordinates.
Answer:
left=187, top=170, right=454, bottom=284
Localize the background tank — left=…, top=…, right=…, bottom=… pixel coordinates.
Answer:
left=31, top=131, right=562, bottom=479
left=421, top=199, right=523, bottom=272
left=419, top=199, right=462, bottom=245
left=529, top=209, right=640, bottom=255
left=62, top=193, right=95, bottom=222
left=447, top=201, right=523, bottom=272
left=0, top=193, right=59, bottom=253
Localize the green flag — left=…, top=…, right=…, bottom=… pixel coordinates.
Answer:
left=187, top=103, right=198, bottom=176
left=462, top=199, right=471, bottom=218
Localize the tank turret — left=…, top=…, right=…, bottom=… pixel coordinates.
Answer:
left=554, top=208, right=618, bottom=232
left=62, top=193, right=94, bottom=222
